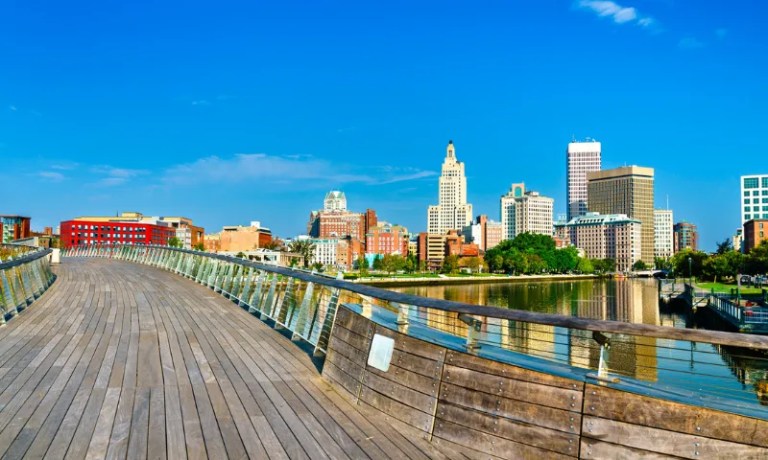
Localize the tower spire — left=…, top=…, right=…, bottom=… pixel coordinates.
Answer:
left=446, top=140, right=455, bottom=159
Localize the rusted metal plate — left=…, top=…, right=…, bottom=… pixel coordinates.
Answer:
left=445, top=350, right=583, bottom=390
left=442, top=364, right=582, bottom=412
left=432, top=419, right=576, bottom=459
left=439, top=381, right=580, bottom=434
left=582, top=415, right=768, bottom=459
left=584, top=384, right=768, bottom=449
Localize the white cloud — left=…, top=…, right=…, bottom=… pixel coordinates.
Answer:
left=163, top=153, right=436, bottom=187
left=191, top=100, right=210, bottom=106
left=38, top=171, right=65, bottom=182
left=9, top=105, right=17, bottom=112
left=90, top=166, right=148, bottom=187
left=577, top=1, right=656, bottom=30
left=678, top=37, right=704, bottom=49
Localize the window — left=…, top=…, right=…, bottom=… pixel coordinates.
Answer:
left=744, top=177, right=759, bottom=188
left=764, top=177, right=768, bottom=187
left=746, top=214, right=751, bottom=220
left=745, top=199, right=750, bottom=204
left=744, top=191, right=750, bottom=197
left=745, top=206, right=751, bottom=212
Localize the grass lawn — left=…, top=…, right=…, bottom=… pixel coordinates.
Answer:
left=696, top=281, right=765, bottom=295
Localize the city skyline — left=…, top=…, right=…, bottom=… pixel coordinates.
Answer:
left=2, top=1, right=767, bottom=251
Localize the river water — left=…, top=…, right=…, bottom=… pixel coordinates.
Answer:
left=389, top=278, right=768, bottom=412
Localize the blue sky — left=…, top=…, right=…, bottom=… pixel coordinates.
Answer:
left=2, top=0, right=766, bottom=250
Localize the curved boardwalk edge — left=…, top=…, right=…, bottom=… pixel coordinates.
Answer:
left=0, top=258, right=453, bottom=459
left=324, top=306, right=768, bottom=459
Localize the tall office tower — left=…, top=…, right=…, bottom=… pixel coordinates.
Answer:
left=500, top=183, right=554, bottom=240
left=587, top=166, right=655, bottom=265
left=427, top=141, right=473, bottom=234
left=740, top=174, right=768, bottom=223
left=567, top=140, right=602, bottom=221
left=653, top=209, right=674, bottom=260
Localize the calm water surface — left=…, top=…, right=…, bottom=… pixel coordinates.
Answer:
left=390, top=278, right=768, bottom=411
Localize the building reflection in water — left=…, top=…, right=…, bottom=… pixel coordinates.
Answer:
left=396, top=279, right=662, bottom=382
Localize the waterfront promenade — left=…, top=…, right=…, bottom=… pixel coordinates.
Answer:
left=0, top=259, right=450, bottom=459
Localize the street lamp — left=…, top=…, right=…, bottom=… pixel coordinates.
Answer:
left=688, top=256, right=692, bottom=285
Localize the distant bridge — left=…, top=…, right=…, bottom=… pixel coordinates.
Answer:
left=0, top=245, right=766, bottom=458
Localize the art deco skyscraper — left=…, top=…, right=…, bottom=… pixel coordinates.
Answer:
left=567, top=140, right=602, bottom=221
left=427, top=141, right=473, bottom=234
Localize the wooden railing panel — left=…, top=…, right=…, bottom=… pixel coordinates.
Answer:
left=439, top=382, right=579, bottom=433
left=442, top=363, right=582, bottom=412
left=580, top=439, right=674, bottom=459
left=432, top=418, right=575, bottom=460
left=583, top=384, right=768, bottom=449
left=445, top=350, right=583, bottom=390
left=582, top=415, right=768, bottom=459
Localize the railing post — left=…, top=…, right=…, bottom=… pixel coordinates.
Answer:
left=275, top=277, right=296, bottom=329
left=313, top=272, right=343, bottom=357
left=248, top=272, right=267, bottom=314
left=586, top=331, right=620, bottom=383
left=459, top=313, right=483, bottom=352
left=291, top=276, right=316, bottom=341
left=261, top=274, right=279, bottom=320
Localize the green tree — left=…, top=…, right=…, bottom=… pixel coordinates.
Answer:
left=311, top=262, right=324, bottom=272
left=404, top=254, right=416, bottom=273
left=263, top=238, right=285, bottom=251
left=654, top=257, right=672, bottom=271
left=670, top=249, right=708, bottom=279
left=355, top=256, right=369, bottom=276
left=442, top=254, right=460, bottom=274
left=745, top=241, right=768, bottom=275
left=168, top=236, right=182, bottom=248
left=372, top=254, right=384, bottom=271
left=716, top=238, right=733, bottom=255
left=632, top=260, right=648, bottom=271
left=288, top=240, right=316, bottom=268
left=192, top=242, right=205, bottom=251
left=235, top=251, right=246, bottom=259
left=576, top=257, right=594, bottom=274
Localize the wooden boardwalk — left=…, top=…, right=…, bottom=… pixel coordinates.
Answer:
left=0, top=258, right=453, bottom=460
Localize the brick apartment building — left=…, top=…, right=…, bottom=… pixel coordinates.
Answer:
left=1, top=215, right=32, bottom=243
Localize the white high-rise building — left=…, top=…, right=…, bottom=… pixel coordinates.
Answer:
left=500, top=183, right=554, bottom=240
left=323, top=191, right=347, bottom=211
left=654, top=209, right=674, bottom=260
left=427, top=141, right=473, bottom=234
left=567, top=140, right=602, bottom=221
left=740, top=174, right=768, bottom=223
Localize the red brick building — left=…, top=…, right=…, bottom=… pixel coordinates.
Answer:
left=743, top=219, right=768, bottom=253
left=365, top=223, right=409, bottom=256
left=1, top=215, right=32, bottom=244
left=60, top=220, right=176, bottom=248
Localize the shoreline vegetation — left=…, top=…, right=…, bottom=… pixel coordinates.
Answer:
left=351, top=272, right=601, bottom=287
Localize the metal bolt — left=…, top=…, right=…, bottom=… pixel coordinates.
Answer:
left=696, top=426, right=701, bottom=432
left=591, top=391, right=596, bottom=395
left=590, top=406, right=595, bottom=411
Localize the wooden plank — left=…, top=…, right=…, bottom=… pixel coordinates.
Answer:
left=442, top=364, right=582, bottom=412
left=85, top=386, right=122, bottom=460
left=445, top=349, right=582, bottom=390
left=580, top=438, right=681, bottom=459
left=365, top=359, right=441, bottom=397
left=329, top=324, right=373, bottom=356
left=432, top=418, right=576, bottom=460
left=374, top=324, right=448, bottom=361
left=439, top=381, right=580, bottom=434
left=436, top=400, right=579, bottom=456
left=583, top=384, right=768, bottom=449
left=582, top=415, right=768, bottom=459
left=358, top=386, right=434, bottom=432
left=362, top=369, right=437, bottom=414
left=147, top=387, right=167, bottom=460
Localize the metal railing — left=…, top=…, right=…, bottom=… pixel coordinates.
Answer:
left=63, top=244, right=768, bottom=418
left=0, top=245, right=56, bottom=324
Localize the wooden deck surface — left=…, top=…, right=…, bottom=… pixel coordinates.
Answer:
left=0, top=258, right=453, bottom=460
